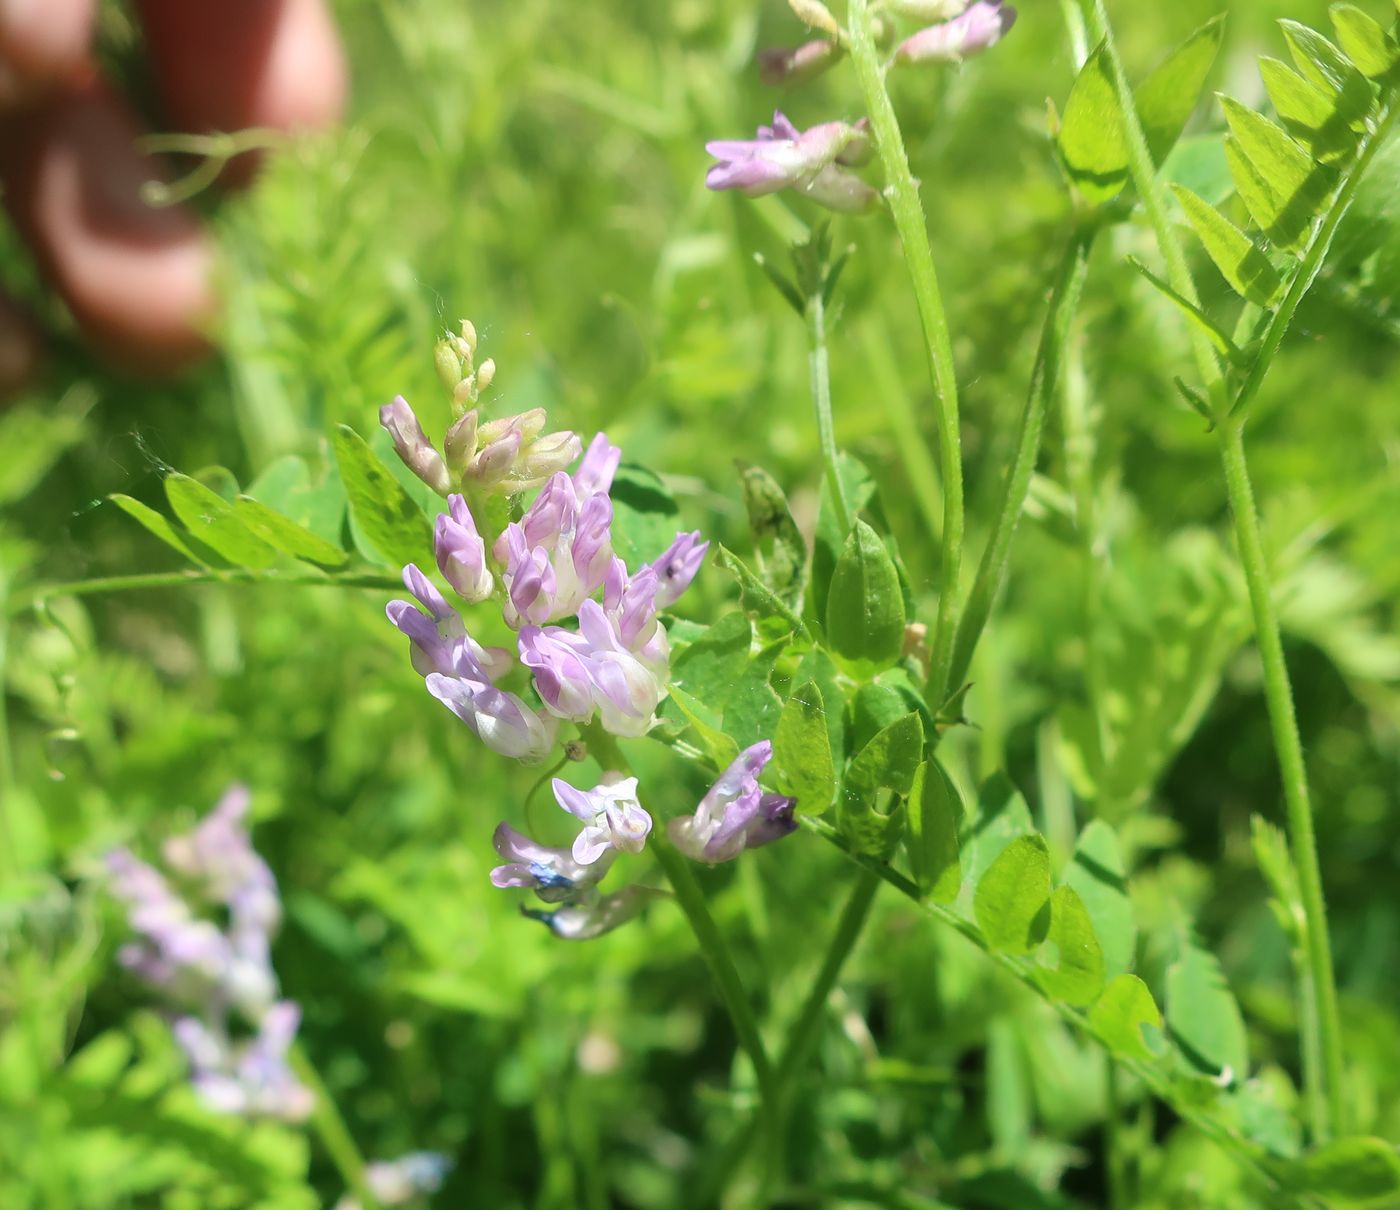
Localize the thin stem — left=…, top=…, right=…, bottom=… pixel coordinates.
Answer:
left=287, top=1042, right=382, bottom=1210
left=846, top=0, right=965, bottom=707
left=776, top=869, right=880, bottom=1088
left=1084, top=0, right=1222, bottom=397
left=1229, top=99, right=1399, bottom=420
left=8, top=568, right=404, bottom=614
left=1217, top=418, right=1345, bottom=1139
left=796, top=815, right=1309, bottom=1204
left=651, top=839, right=779, bottom=1111
left=946, top=224, right=1094, bottom=693
left=807, top=288, right=853, bottom=537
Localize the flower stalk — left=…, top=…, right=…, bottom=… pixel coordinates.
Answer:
left=846, top=0, right=966, bottom=708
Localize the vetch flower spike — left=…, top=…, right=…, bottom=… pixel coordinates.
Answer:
left=648, top=531, right=710, bottom=608
left=173, top=1002, right=314, bottom=1121
left=552, top=774, right=652, bottom=863
left=490, top=821, right=615, bottom=902
left=523, top=885, right=668, bottom=940
left=668, top=740, right=798, bottom=863
left=893, top=0, right=1017, bottom=66
left=706, top=112, right=878, bottom=214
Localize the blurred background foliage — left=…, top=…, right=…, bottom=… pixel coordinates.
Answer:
left=2, top=0, right=1398, bottom=1205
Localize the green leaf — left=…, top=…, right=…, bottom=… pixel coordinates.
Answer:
left=773, top=680, right=836, bottom=815
left=332, top=424, right=433, bottom=569
left=1221, top=96, right=1332, bottom=252
left=1056, top=42, right=1128, bottom=204
left=164, top=474, right=279, bottom=569
left=840, top=711, right=923, bottom=856
left=810, top=452, right=877, bottom=624
left=1166, top=941, right=1249, bottom=1080
left=717, top=545, right=808, bottom=642
left=609, top=463, right=681, bottom=566
left=1089, top=974, right=1165, bottom=1061
left=110, top=495, right=210, bottom=567
left=963, top=773, right=1036, bottom=890
left=1280, top=19, right=1373, bottom=111
left=1064, top=820, right=1136, bottom=979
left=1330, top=4, right=1400, bottom=78
left=232, top=496, right=349, bottom=567
left=825, top=520, right=905, bottom=669
left=1035, top=885, right=1106, bottom=1005
left=1259, top=57, right=1363, bottom=164
left=246, top=452, right=348, bottom=545
left=1128, top=256, right=1244, bottom=363
left=851, top=679, right=915, bottom=755
left=845, top=711, right=924, bottom=800
left=737, top=462, right=806, bottom=610
left=1282, top=1136, right=1400, bottom=1205
left=1136, top=15, right=1226, bottom=166
left=667, top=684, right=741, bottom=770
left=1172, top=184, right=1284, bottom=306
left=910, top=760, right=961, bottom=903
left=974, top=834, right=1052, bottom=954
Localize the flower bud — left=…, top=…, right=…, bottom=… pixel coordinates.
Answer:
left=475, top=357, right=496, bottom=392
left=893, top=1, right=1017, bottom=65
left=758, top=39, right=842, bottom=86
left=787, top=0, right=840, bottom=36
left=379, top=396, right=451, bottom=495
left=435, top=494, right=494, bottom=602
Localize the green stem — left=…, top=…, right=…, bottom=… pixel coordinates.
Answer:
left=8, top=568, right=403, bottom=614
left=651, top=838, right=779, bottom=1110
left=847, top=0, right=965, bottom=707
left=1084, top=0, right=1222, bottom=396
left=287, top=1042, right=381, bottom=1210
left=1217, top=418, right=1345, bottom=1140
left=795, top=816, right=1310, bottom=1204
left=946, top=224, right=1094, bottom=693
left=807, top=287, right=853, bottom=537
left=1229, top=99, right=1399, bottom=420
left=776, top=869, right=880, bottom=1088
left=1105, top=1062, right=1127, bottom=1210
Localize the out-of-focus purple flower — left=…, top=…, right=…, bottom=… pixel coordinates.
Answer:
left=380, top=396, right=451, bottom=495
left=496, top=472, right=615, bottom=628
left=523, top=886, right=666, bottom=940
left=435, top=494, right=493, bottom=602
left=552, top=775, right=652, bottom=863
left=648, top=531, right=710, bottom=609
left=490, top=822, right=614, bottom=902
left=758, top=38, right=843, bottom=86
left=893, top=0, right=1016, bottom=65
left=573, top=432, right=621, bottom=499
left=706, top=112, right=878, bottom=214
left=173, top=1002, right=314, bottom=1121
left=668, top=741, right=798, bottom=863
left=336, top=1153, right=453, bottom=1209
left=424, top=671, right=558, bottom=763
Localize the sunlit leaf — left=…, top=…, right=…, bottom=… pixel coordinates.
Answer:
left=332, top=424, right=433, bottom=569
left=910, top=759, right=961, bottom=903
left=1222, top=97, right=1333, bottom=252
left=1057, top=42, right=1128, bottom=204
left=164, top=474, right=279, bottom=570
left=1089, top=974, right=1165, bottom=1061
left=1035, top=885, right=1106, bottom=1005
left=974, top=834, right=1052, bottom=954
left=232, top=497, right=348, bottom=567
left=774, top=680, right=836, bottom=815
left=1166, top=940, right=1249, bottom=1080
left=110, top=495, right=210, bottom=567
left=1064, top=820, right=1136, bottom=979
left=1329, top=4, right=1399, bottom=78
left=825, top=520, right=905, bottom=669
left=1172, top=184, right=1283, bottom=306
left=1137, top=15, right=1226, bottom=166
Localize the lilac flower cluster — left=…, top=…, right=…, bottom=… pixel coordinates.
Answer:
left=709, top=2, right=1016, bottom=212
left=381, top=327, right=798, bottom=940
left=385, top=415, right=708, bottom=760
left=104, top=786, right=313, bottom=1121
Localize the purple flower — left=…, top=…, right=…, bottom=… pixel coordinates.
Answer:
left=648, top=531, right=710, bottom=608
left=893, top=1, right=1017, bottom=65
left=174, top=1002, right=314, bottom=1121
left=523, top=886, right=666, bottom=940
left=435, top=494, right=493, bottom=602
left=706, top=112, right=879, bottom=214
left=386, top=564, right=512, bottom=681
left=518, top=626, right=598, bottom=720
left=497, top=472, right=615, bottom=628
left=490, top=821, right=614, bottom=902
left=573, top=601, right=668, bottom=736
left=668, top=741, right=798, bottom=863
left=380, top=396, right=451, bottom=495
left=758, top=39, right=842, bottom=86
left=340, top=1153, right=452, bottom=1209
left=424, top=671, right=559, bottom=763
left=574, top=432, right=621, bottom=499
left=449, top=407, right=583, bottom=495
left=552, top=775, right=652, bottom=863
